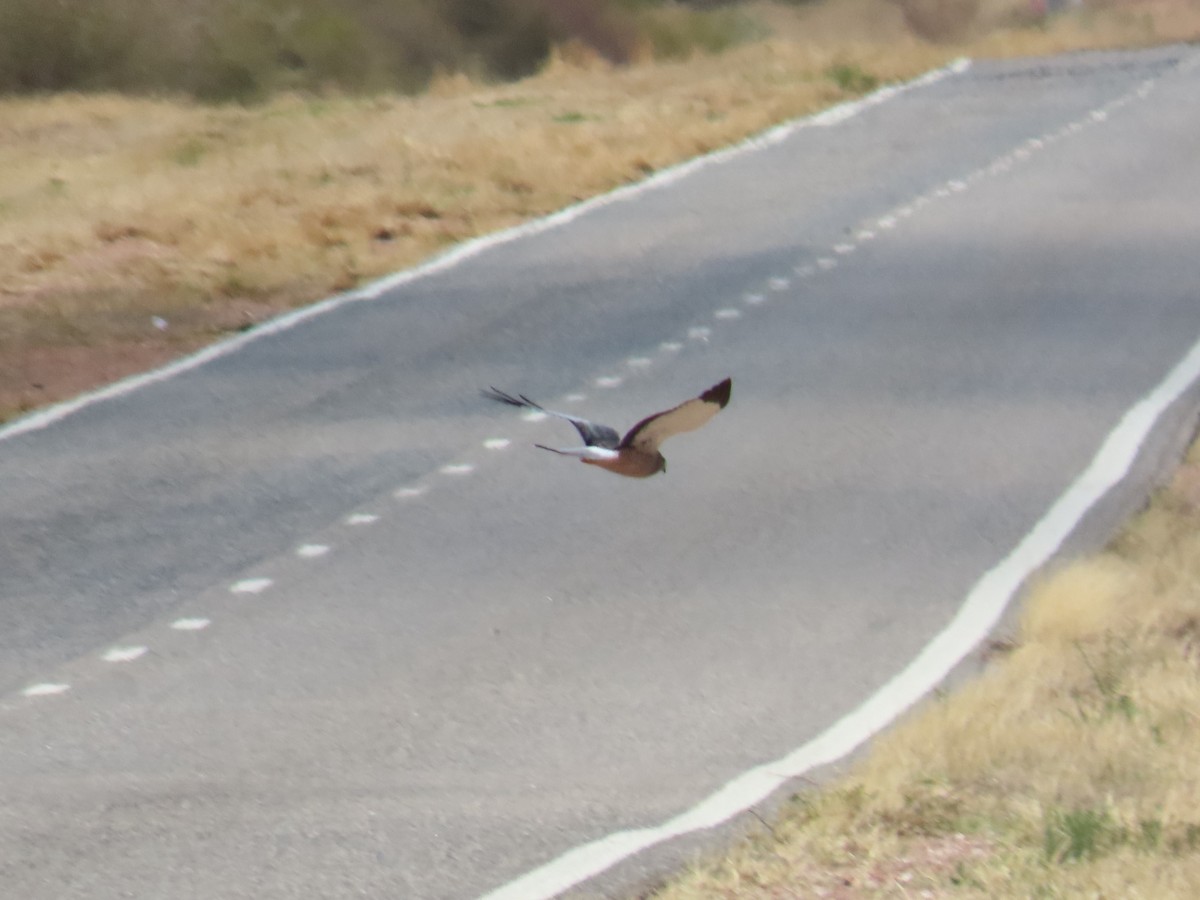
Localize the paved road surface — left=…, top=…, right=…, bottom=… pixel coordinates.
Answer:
left=2, top=45, right=1200, bottom=899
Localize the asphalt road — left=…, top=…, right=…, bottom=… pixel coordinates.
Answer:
left=3, top=45, right=1200, bottom=899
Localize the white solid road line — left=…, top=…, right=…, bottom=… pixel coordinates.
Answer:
left=479, top=332, right=1200, bottom=900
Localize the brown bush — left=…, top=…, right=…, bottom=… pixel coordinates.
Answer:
left=894, top=0, right=982, bottom=41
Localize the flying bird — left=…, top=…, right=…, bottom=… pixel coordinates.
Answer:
left=482, top=377, right=731, bottom=478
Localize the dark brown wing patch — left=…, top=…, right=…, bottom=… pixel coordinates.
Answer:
left=699, top=377, right=732, bottom=410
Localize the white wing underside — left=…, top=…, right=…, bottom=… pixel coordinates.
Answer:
left=624, top=396, right=721, bottom=453
left=536, top=445, right=620, bottom=461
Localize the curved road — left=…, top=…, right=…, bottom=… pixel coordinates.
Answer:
left=2, top=45, right=1200, bottom=899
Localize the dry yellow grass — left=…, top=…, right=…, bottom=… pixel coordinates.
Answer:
left=655, top=441, right=1200, bottom=897
left=3, top=0, right=1199, bottom=420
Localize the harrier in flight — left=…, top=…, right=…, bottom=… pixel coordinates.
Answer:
left=482, top=377, right=731, bottom=478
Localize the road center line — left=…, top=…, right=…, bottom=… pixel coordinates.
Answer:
left=102, top=646, right=149, bottom=663
left=171, top=617, right=211, bottom=631
left=230, top=577, right=273, bottom=595
left=22, top=682, right=70, bottom=698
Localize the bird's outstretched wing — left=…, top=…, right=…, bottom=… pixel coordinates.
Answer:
left=481, top=387, right=621, bottom=449
left=619, top=377, right=732, bottom=454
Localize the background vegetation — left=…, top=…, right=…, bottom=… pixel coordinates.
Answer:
left=0, top=0, right=778, bottom=101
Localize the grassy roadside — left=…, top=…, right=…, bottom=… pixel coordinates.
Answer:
left=655, top=438, right=1200, bottom=898
left=3, top=0, right=1199, bottom=422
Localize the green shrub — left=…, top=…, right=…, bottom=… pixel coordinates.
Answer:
left=0, top=0, right=766, bottom=100
left=826, top=62, right=879, bottom=94
left=0, top=0, right=142, bottom=91
left=635, top=4, right=766, bottom=59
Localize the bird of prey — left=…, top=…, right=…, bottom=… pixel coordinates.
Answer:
left=482, top=377, right=731, bottom=478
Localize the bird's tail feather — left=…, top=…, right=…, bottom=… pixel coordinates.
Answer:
left=482, top=387, right=542, bottom=411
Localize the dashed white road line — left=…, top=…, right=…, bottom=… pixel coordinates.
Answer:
left=230, top=577, right=273, bottom=595
left=12, top=57, right=1166, bottom=717
left=171, top=617, right=211, bottom=631
left=22, top=682, right=70, bottom=698
left=102, top=646, right=149, bottom=663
